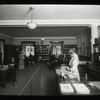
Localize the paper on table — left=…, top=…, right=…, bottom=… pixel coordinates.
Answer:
left=72, top=83, right=90, bottom=94
left=88, top=82, right=100, bottom=90
left=60, top=83, right=74, bottom=94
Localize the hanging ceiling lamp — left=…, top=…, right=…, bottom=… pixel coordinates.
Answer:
left=27, top=7, right=37, bottom=29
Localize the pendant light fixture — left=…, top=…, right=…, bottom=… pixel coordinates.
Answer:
left=27, top=7, right=37, bottom=29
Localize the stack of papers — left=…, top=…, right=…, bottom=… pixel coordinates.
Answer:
left=60, top=83, right=74, bottom=94
left=72, top=83, right=90, bottom=94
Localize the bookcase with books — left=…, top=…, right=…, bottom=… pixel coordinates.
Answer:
left=93, top=38, right=100, bottom=70
left=36, top=44, right=77, bottom=61
left=63, top=45, right=77, bottom=54
left=36, top=45, right=50, bottom=61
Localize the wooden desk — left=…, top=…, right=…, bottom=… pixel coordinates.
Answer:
left=87, top=68, right=100, bottom=81
left=57, top=77, right=100, bottom=95
left=55, top=69, right=100, bottom=95
left=0, top=66, right=8, bottom=88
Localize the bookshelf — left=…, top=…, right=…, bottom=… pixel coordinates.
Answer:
left=36, top=44, right=77, bottom=61
left=93, top=44, right=100, bottom=70
left=36, top=45, right=50, bottom=61
left=92, top=38, right=100, bottom=70
left=63, top=45, right=77, bottom=54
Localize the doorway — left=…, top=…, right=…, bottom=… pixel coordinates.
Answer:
left=21, top=41, right=36, bottom=57
left=25, top=45, right=35, bottom=57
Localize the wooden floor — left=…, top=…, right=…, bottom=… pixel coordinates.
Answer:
left=39, top=62, right=58, bottom=95
left=0, top=62, right=59, bottom=96
left=0, top=63, right=39, bottom=95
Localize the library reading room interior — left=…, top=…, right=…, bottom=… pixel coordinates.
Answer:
left=0, top=4, right=100, bottom=95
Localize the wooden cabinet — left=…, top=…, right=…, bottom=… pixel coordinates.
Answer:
left=36, top=45, right=50, bottom=61
left=4, top=45, right=16, bottom=64
left=93, top=44, right=100, bottom=70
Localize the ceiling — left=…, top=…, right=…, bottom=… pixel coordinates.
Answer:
left=0, top=5, right=100, bottom=20
left=0, top=4, right=99, bottom=37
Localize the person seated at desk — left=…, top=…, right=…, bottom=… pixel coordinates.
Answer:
left=68, top=49, right=80, bottom=81
left=63, top=53, right=71, bottom=66
left=8, top=57, right=17, bottom=85
left=24, top=55, right=29, bottom=68
left=29, top=53, right=34, bottom=64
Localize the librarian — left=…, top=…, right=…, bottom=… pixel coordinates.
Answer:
left=69, top=49, right=80, bottom=81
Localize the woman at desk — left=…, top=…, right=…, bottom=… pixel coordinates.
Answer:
left=69, top=49, right=80, bottom=81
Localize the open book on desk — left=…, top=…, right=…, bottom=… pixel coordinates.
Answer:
left=72, top=83, right=90, bottom=94
left=60, top=83, right=74, bottom=94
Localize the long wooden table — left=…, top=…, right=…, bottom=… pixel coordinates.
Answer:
left=55, top=68, right=100, bottom=95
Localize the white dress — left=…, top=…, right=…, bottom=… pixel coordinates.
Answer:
left=69, top=53, right=80, bottom=81
left=19, top=54, right=24, bottom=70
